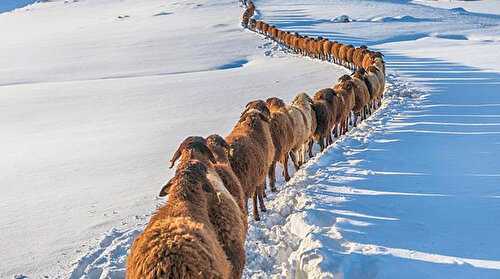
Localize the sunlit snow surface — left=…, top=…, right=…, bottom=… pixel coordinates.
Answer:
left=1, top=0, right=500, bottom=278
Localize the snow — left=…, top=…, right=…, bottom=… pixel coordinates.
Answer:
left=1, top=0, right=500, bottom=278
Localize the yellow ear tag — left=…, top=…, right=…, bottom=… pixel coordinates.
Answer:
left=229, top=147, right=234, bottom=158
left=216, top=192, right=222, bottom=203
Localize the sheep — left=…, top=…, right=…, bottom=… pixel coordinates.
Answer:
left=206, top=134, right=247, bottom=219
left=361, top=67, right=381, bottom=110
left=256, top=20, right=263, bottom=33
left=127, top=161, right=232, bottom=279
left=168, top=137, right=246, bottom=278
left=331, top=41, right=342, bottom=64
left=362, top=51, right=384, bottom=70
left=313, top=88, right=342, bottom=139
left=339, top=44, right=353, bottom=68
left=242, top=9, right=250, bottom=26
left=367, top=65, right=385, bottom=106
left=249, top=18, right=257, bottom=30
left=346, top=45, right=356, bottom=69
left=226, top=108, right=275, bottom=221
left=266, top=97, right=296, bottom=187
left=353, top=45, right=368, bottom=69
left=338, top=73, right=370, bottom=126
left=323, top=39, right=333, bottom=61
left=334, top=81, right=355, bottom=135
left=309, top=95, right=334, bottom=155
left=288, top=93, right=316, bottom=169
left=262, top=22, right=269, bottom=36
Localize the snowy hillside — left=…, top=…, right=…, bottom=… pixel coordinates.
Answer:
left=1, top=0, right=500, bottom=278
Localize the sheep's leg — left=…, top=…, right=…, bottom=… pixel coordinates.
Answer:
left=319, top=137, right=325, bottom=151
left=268, top=162, right=277, bottom=192
left=252, top=192, right=260, bottom=221
left=290, top=150, right=300, bottom=171
left=301, top=143, right=308, bottom=165
left=353, top=113, right=358, bottom=127
left=258, top=184, right=266, bottom=212
left=334, top=123, right=339, bottom=138
left=327, top=131, right=333, bottom=145
left=282, top=154, right=291, bottom=182
left=308, top=139, right=314, bottom=158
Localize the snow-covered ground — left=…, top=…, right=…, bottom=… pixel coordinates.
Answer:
left=1, top=0, right=500, bottom=278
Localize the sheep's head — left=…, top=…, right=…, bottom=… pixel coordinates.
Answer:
left=367, top=66, right=380, bottom=74
left=247, top=1, right=254, bottom=8
left=238, top=109, right=270, bottom=127
left=360, top=45, right=368, bottom=49
left=352, top=69, right=364, bottom=80
left=266, top=97, right=286, bottom=110
left=206, top=134, right=232, bottom=163
left=242, top=99, right=271, bottom=119
left=314, top=89, right=334, bottom=105
left=293, top=92, right=312, bottom=107
left=169, top=136, right=216, bottom=169
left=160, top=161, right=214, bottom=197
left=338, top=74, right=352, bottom=83
left=337, top=81, right=355, bottom=92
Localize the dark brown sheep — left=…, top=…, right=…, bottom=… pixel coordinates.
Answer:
left=313, top=88, right=341, bottom=140
left=338, top=73, right=370, bottom=126
left=206, top=134, right=247, bottom=219
left=226, top=109, right=275, bottom=221
left=266, top=97, right=295, bottom=187
left=127, top=161, right=232, bottom=279
left=168, top=137, right=246, bottom=278
left=309, top=97, right=334, bottom=155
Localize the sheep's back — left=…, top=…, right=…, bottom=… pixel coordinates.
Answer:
left=127, top=216, right=231, bottom=279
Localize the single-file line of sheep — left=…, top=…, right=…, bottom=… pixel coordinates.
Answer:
left=126, top=1, right=387, bottom=277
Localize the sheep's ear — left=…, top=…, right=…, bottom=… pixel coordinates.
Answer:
left=159, top=180, right=173, bottom=197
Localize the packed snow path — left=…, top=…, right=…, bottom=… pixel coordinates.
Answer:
left=1, top=0, right=500, bottom=278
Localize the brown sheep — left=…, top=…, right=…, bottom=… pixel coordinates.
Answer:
left=361, top=67, right=382, bottom=110
left=334, top=81, right=355, bottom=135
left=313, top=88, right=341, bottom=139
left=288, top=93, right=316, bottom=169
left=339, top=44, right=353, bottom=67
left=206, top=134, right=247, bottom=219
left=249, top=18, right=257, bottom=30
left=307, top=38, right=317, bottom=58
left=262, top=22, right=269, bottom=36
left=127, top=161, right=232, bottom=279
left=346, top=45, right=356, bottom=69
left=367, top=65, right=385, bottom=105
left=226, top=109, right=275, bottom=221
left=331, top=41, right=342, bottom=64
left=338, top=73, right=370, bottom=126
left=256, top=20, right=263, bottom=33
left=168, top=137, right=246, bottom=278
left=266, top=97, right=295, bottom=187
left=353, top=45, right=368, bottom=69
left=309, top=96, right=334, bottom=155
left=323, top=39, right=333, bottom=61
left=242, top=9, right=250, bottom=26
left=247, top=1, right=255, bottom=9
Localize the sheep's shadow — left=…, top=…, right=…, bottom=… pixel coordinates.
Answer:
left=288, top=53, right=500, bottom=277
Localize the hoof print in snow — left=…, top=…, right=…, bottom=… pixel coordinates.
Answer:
left=117, top=15, right=130, bottom=19
left=154, top=11, right=171, bottom=16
